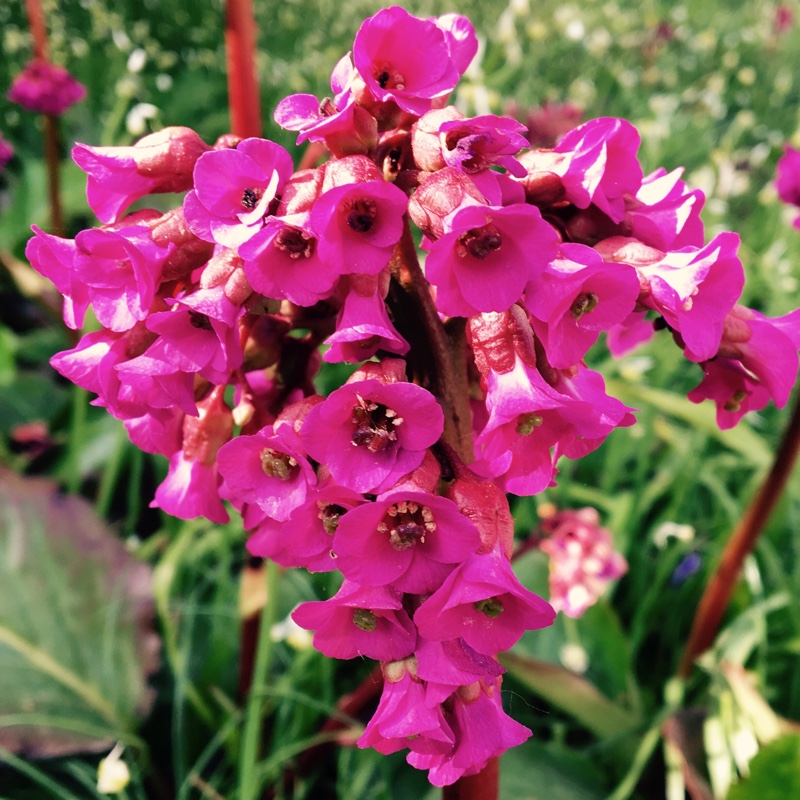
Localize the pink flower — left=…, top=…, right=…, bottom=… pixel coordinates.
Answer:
left=425, top=203, right=560, bottom=317
left=239, top=212, right=336, bottom=306
left=310, top=179, right=408, bottom=276
left=183, top=138, right=293, bottom=247
left=246, top=481, right=365, bottom=571
left=553, top=117, right=643, bottom=224
left=353, top=7, right=461, bottom=116
left=72, top=127, right=211, bottom=224
left=438, top=114, right=528, bottom=177
left=333, top=490, right=481, bottom=593
left=73, top=225, right=173, bottom=332
left=292, top=580, right=417, bottom=661
left=523, top=243, right=640, bottom=368
left=359, top=661, right=455, bottom=755
left=414, top=546, right=555, bottom=654
left=323, top=275, right=409, bottom=363
left=8, top=59, right=85, bottom=115
left=539, top=507, right=627, bottom=617
left=300, top=378, right=443, bottom=493
left=26, top=226, right=89, bottom=329
left=217, top=422, right=316, bottom=521
left=627, top=168, right=705, bottom=251
left=152, top=449, right=229, bottom=523
left=407, top=680, right=530, bottom=786
left=522, top=100, right=583, bottom=148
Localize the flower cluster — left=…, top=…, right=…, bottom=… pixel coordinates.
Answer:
left=537, top=506, right=627, bottom=618
left=8, top=58, right=86, bottom=115
left=25, top=5, right=800, bottom=785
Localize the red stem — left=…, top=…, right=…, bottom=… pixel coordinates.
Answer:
left=25, top=0, right=49, bottom=60
left=443, top=757, right=499, bottom=800
left=44, top=114, right=64, bottom=235
left=678, top=392, right=800, bottom=677
left=224, top=0, right=262, bottom=139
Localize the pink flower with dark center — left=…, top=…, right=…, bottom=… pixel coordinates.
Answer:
left=414, top=546, right=555, bottom=655
left=539, top=507, right=627, bottom=617
left=300, top=378, right=443, bottom=493
left=310, top=180, right=407, bottom=275
left=323, top=275, right=409, bottom=363
left=26, top=226, right=89, bottom=330
left=353, top=7, right=461, bottom=116
left=246, top=481, right=366, bottom=571
left=183, top=138, right=293, bottom=247
left=240, top=212, right=337, bottom=306
left=73, top=127, right=211, bottom=224
left=687, top=358, right=773, bottom=429
left=425, top=203, right=560, bottom=317
left=407, top=680, right=530, bottom=786
left=776, top=145, right=800, bottom=228
left=553, top=117, right=643, bottom=224
left=8, top=59, right=85, bottom=115
left=524, top=243, right=640, bottom=368
left=217, top=422, right=316, bottom=522
left=292, top=580, right=417, bottom=660
left=438, top=115, right=528, bottom=177
left=136, top=286, right=244, bottom=385
left=333, top=490, right=480, bottom=593
left=627, top=168, right=705, bottom=251
left=358, top=659, right=455, bottom=756
left=73, top=225, right=173, bottom=332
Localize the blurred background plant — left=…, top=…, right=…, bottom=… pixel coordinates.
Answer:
left=2, top=1, right=800, bottom=798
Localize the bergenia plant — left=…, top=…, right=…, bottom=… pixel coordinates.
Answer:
left=25, top=4, right=800, bottom=793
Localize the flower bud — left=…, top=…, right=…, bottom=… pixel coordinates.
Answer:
left=407, top=167, right=485, bottom=240
left=149, top=207, right=215, bottom=280
left=411, top=107, right=465, bottom=172
left=182, top=386, right=233, bottom=466
left=467, top=306, right=537, bottom=377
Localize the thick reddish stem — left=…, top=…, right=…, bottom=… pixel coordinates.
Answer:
left=678, top=393, right=800, bottom=677
left=44, top=114, right=64, bottom=235
left=224, top=0, right=262, bottom=139
left=443, top=757, right=499, bottom=800
left=25, top=0, right=49, bottom=60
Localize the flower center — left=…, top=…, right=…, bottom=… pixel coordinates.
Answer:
left=345, top=198, right=378, bottom=233
left=350, top=396, right=402, bottom=453
left=375, top=66, right=405, bottom=91
left=570, top=291, right=599, bottom=320
left=260, top=447, right=298, bottom=481
left=457, top=223, right=503, bottom=260
left=188, top=310, right=213, bottom=331
left=241, top=187, right=264, bottom=210
left=352, top=608, right=378, bottom=632
left=318, top=502, right=346, bottom=535
left=379, top=500, right=437, bottom=551
left=275, top=226, right=315, bottom=259
left=516, top=412, right=543, bottom=436
left=723, top=389, right=748, bottom=412
left=474, top=597, right=504, bottom=618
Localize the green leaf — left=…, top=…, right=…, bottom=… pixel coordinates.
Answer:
left=501, top=652, right=639, bottom=740
left=727, top=735, right=800, bottom=800
left=500, top=738, right=608, bottom=800
left=0, top=470, right=158, bottom=757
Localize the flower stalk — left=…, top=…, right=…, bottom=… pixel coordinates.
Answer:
left=678, top=392, right=800, bottom=677
left=224, top=0, right=262, bottom=139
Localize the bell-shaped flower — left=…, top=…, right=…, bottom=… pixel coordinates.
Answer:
left=414, top=546, right=555, bottom=655
left=425, top=202, right=559, bottom=317
left=183, top=138, right=293, bottom=247
left=292, top=580, right=417, bottom=661
left=333, top=490, right=481, bottom=594
left=300, top=377, right=443, bottom=493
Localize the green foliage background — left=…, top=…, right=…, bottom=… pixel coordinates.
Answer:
left=2, top=1, right=800, bottom=798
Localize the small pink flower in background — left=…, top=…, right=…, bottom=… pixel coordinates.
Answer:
left=538, top=506, right=627, bottom=618
left=774, top=4, right=794, bottom=34
left=776, top=145, right=800, bottom=229
left=521, top=100, right=584, bottom=149
left=8, top=59, right=86, bottom=115
left=0, top=133, right=14, bottom=169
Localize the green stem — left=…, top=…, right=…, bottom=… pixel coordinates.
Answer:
left=65, top=384, right=88, bottom=494
left=238, top=560, right=279, bottom=800
left=95, top=424, right=128, bottom=519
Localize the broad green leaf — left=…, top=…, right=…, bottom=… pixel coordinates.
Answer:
left=500, top=739, right=608, bottom=800
left=501, top=652, right=639, bottom=740
left=0, top=470, right=158, bottom=757
left=727, top=735, right=800, bottom=800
